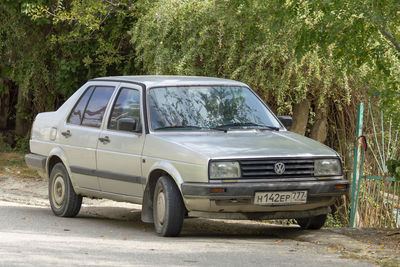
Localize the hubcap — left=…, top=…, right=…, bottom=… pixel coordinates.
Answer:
left=53, top=175, right=65, bottom=208
left=156, top=190, right=166, bottom=225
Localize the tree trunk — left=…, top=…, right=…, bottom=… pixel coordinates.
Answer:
left=0, top=78, right=9, bottom=130
left=15, top=86, right=31, bottom=137
left=291, top=98, right=311, bottom=135
left=310, top=108, right=328, bottom=143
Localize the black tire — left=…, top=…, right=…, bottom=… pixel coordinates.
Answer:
left=296, top=214, right=327, bottom=230
left=49, top=163, right=82, bottom=217
left=153, top=176, right=185, bottom=237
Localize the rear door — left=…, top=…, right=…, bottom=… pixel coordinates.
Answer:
left=60, top=84, right=116, bottom=190
left=96, top=83, right=145, bottom=197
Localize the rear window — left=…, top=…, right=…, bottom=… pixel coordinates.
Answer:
left=67, top=86, right=94, bottom=125
left=81, top=86, right=115, bottom=128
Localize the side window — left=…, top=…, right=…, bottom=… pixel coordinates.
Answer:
left=67, top=86, right=95, bottom=125
left=81, top=86, right=115, bottom=128
left=108, top=88, right=141, bottom=132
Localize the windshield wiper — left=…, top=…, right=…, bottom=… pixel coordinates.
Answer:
left=214, top=122, right=280, bottom=131
left=154, top=125, right=206, bottom=130
left=154, top=123, right=279, bottom=132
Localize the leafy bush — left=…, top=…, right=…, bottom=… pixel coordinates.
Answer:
left=132, top=0, right=357, bottom=115
left=0, top=134, right=13, bottom=153
left=387, top=159, right=400, bottom=181
left=0, top=132, right=30, bottom=153
left=14, top=133, right=30, bottom=153
left=325, top=213, right=344, bottom=228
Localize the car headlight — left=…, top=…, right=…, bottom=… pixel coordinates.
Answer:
left=209, top=161, right=241, bottom=179
left=314, top=159, right=341, bottom=176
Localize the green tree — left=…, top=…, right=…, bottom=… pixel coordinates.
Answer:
left=276, top=0, right=400, bottom=60
left=0, top=0, right=138, bottom=141
left=31, top=0, right=137, bottom=78
left=132, top=0, right=400, bottom=178
left=276, top=0, right=400, bottom=116
left=133, top=1, right=356, bottom=136
left=0, top=0, right=54, bottom=136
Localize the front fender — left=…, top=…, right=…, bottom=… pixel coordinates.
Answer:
left=141, top=161, right=185, bottom=224
left=147, top=161, right=184, bottom=190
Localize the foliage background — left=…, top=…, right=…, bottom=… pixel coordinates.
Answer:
left=0, top=0, right=399, bottom=157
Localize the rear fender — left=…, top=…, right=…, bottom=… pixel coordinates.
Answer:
left=47, top=147, right=74, bottom=185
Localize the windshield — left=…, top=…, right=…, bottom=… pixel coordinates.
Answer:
left=149, top=86, right=281, bottom=131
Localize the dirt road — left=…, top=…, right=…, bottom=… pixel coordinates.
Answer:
left=0, top=173, right=399, bottom=266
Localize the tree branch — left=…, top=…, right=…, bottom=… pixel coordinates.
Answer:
left=375, top=1, right=400, bottom=53
left=379, top=26, right=400, bottom=53
left=103, top=0, right=119, bottom=7
left=44, top=9, right=76, bottom=21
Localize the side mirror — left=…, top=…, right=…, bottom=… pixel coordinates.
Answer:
left=277, top=116, right=292, bottom=128
left=117, top=118, right=137, bottom=132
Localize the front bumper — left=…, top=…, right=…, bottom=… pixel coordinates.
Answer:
left=182, top=179, right=349, bottom=199
left=181, top=179, right=349, bottom=215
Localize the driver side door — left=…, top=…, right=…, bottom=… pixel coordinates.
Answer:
left=96, top=84, right=145, bottom=198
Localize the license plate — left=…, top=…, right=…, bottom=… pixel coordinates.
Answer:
left=254, top=191, right=307, bottom=205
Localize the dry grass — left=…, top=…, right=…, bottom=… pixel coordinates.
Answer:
left=0, top=152, right=38, bottom=179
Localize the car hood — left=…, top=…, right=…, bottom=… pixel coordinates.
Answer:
left=153, top=130, right=338, bottom=159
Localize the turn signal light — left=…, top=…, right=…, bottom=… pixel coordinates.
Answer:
left=210, top=188, right=226, bottom=193
left=334, top=184, right=347, bottom=190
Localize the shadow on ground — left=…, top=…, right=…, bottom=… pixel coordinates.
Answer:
left=8, top=203, right=309, bottom=240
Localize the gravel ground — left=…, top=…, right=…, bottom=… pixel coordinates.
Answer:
left=1, top=168, right=400, bottom=266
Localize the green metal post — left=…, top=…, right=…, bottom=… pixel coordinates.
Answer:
left=350, top=103, right=364, bottom=227
left=353, top=146, right=365, bottom=223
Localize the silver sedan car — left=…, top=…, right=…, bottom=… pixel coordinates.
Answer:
left=25, top=76, right=349, bottom=236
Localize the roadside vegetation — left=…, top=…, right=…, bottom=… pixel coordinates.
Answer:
left=1, top=0, right=399, bottom=226
left=0, top=151, right=37, bottom=179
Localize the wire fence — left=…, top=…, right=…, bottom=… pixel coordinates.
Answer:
left=356, top=176, right=400, bottom=228
left=350, top=98, right=400, bottom=228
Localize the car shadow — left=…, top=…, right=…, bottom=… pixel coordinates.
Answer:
left=180, top=217, right=306, bottom=239
left=8, top=203, right=318, bottom=241
left=77, top=205, right=313, bottom=240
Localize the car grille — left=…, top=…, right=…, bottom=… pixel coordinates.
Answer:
left=239, top=158, right=314, bottom=179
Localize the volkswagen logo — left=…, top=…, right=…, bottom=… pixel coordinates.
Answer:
left=274, top=162, right=285, bottom=175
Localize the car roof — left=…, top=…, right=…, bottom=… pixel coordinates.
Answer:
left=90, top=75, right=248, bottom=88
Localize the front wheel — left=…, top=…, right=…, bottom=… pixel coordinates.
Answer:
left=296, top=214, right=327, bottom=230
left=153, top=176, right=185, bottom=237
left=49, top=163, right=82, bottom=217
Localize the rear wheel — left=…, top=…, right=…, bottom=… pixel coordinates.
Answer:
left=49, top=163, right=82, bottom=217
left=296, top=214, right=327, bottom=230
left=153, top=176, right=185, bottom=237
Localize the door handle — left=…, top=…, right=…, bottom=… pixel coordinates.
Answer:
left=98, top=136, right=110, bottom=144
left=61, top=130, right=71, bottom=138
